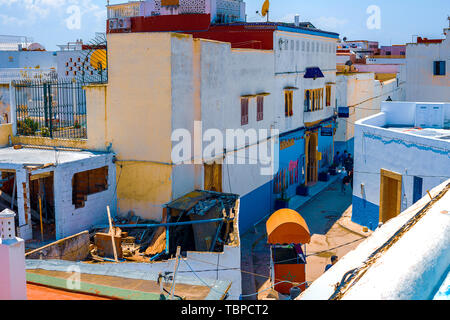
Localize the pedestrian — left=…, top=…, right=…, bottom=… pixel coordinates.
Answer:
left=344, top=153, right=353, bottom=172
left=340, top=167, right=348, bottom=193
left=325, top=255, right=339, bottom=272
left=334, top=151, right=341, bottom=167
left=342, top=174, right=350, bottom=193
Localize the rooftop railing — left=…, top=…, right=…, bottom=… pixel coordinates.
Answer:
left=0, top=68, right=57, bottom=84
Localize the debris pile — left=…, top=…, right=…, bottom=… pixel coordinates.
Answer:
left=87, top=190, right=240, bottom=263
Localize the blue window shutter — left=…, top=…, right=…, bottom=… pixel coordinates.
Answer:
left=434, top=61, right=438, bottom=75
left=440, top=61, right=446, bottom=75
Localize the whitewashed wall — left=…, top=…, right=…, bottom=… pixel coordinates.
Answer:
left=405, top=32, right=450, bottom=102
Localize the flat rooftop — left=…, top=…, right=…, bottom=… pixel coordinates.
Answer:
left=384, top=127, right=450, bottom=141
left=0, top=147, right=110, bottom=168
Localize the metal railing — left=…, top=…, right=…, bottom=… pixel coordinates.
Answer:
left=0, top=68, right=57, bottom=84
left=107, top=2, right=141, bottom=19
left=13, top=79, right=87, bottom=139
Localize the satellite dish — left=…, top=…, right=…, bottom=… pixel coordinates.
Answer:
left=261, top=0, right=270, bottom=18
left=90, top=49, right=107, bottom=70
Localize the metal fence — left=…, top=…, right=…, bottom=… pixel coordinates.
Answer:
left=13, top=79, right=87, bottom=139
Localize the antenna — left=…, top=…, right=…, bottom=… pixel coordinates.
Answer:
left=261, top=0, right=270, bottom=22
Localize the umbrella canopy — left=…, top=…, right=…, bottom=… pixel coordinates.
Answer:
left=266, top=209, right=311, bottom=244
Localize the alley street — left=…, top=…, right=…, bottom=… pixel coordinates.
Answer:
left=240, top=179, right=368, bottom=300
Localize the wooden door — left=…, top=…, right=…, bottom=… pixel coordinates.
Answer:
left=380, top=169, right=402, bottom=223
left=204, top=163, right=222, bottom=193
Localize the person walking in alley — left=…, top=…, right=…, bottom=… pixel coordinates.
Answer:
left=342, top=173, right=350, bottom=193
left=334, top=151, right=341, bottom=167
left=325, top=256, right=339, bottom=272
left=344, top=153, right=354, bottom=172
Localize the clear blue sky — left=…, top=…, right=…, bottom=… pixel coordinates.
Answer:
left=0, top=0, right=449, bottom=50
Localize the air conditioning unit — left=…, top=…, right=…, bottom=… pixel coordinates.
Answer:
left=108, top=18, right=118, bottom=31
left=108, top=18, right=131, bottom=31
left=117, top=17, right=131, bottom=30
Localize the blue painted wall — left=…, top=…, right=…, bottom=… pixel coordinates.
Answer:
left=335, top=137, right=354, bottom=158
left=239, top=180, right=274, bottom=235
left=275, top=128, right=306, bottom=199
left=239, top=118, right=338, bottom=235
left=318, top=121, right=335, bottom=173
left=352, top=195, right=380, bottom=231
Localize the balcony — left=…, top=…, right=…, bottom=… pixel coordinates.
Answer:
left=107, top=2, right=142, bottom=19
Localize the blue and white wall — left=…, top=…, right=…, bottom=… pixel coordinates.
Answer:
left=352, top=101, right=450, bottom=230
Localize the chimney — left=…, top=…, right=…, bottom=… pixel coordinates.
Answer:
left=295, top=14, right=300, bottom=27
left=0, top=209, right=27, bottom=300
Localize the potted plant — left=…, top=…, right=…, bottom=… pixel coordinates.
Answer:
left=275, top=188, right=290, bottom=210
left=296, top=183, right=309, bottom=196
left=319, top=171, right=330, bottom=182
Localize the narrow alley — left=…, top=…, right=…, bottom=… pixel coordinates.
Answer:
left=241, top=179, right=369, bottom=299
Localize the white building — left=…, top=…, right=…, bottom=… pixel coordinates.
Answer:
left=351, top=101, right=450, bottom=230
left=335, top=72, right=405, bottom=155
left=404, top=24, right=450, bottom=102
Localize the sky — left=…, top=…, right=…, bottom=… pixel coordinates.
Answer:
left=0, top=0, right=449, bottom=51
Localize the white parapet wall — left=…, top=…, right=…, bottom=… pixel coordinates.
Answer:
left=298, top=180, right=450, bottom=300
left=0, top=209, right=27, bottom=300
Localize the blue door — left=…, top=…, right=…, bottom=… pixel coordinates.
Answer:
left=413, top=176, right=423, bottom=204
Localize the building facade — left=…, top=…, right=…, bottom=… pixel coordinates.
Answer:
left=404, top=25, right=450, bottom=102
left=352, top=101, right=450, bottom=230
left=335, top=72, right=405, bottom=155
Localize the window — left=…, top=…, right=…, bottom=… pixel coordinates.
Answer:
left=241, top=98, right=249, bottom=125
left=291, top=40, right=294, bottom=50
left=296, top=40, right=300, bottom=51
left=304, top=90, right=311, bottom=112
left=72, top=166, right=109, bottom=209
left=433, top=61, right=446, bottom=76
left=285, top=91, right=293, bottom=117
left=326, top=85, right=331, bottom=106
left=386, top=51, right=391, bottom=56
left=257, top=96, right=264, bottom=121
left=302, top=41, right=305, bottom=51
left=305, top=88, right=325, bottom=112
left=306, top=41, right=310, bottom=52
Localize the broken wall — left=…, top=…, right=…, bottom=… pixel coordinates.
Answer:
left=25, top=230, right=90, bottom=261
left=53, top=153, right=116, bottom=239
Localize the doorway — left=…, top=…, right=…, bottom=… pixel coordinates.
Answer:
left=306, top=133, right=318, bottom=185
left=379, top=169, right=402, bottom=224
left=29, top=172, right=56, bottom=241
left=204, top=163, right=222, bottom=193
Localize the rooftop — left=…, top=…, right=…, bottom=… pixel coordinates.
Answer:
left=384, top=127, right=450, bottom=141
left=0, top=146, right=111, bottom=168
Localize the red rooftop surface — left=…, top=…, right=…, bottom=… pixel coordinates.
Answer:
left=416, top=37, right=444, bottom=44
left=27, top=283, right=112, bottom=300
left=106, top=14, right=339, bottom=50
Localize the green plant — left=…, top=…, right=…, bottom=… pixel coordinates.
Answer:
left=40, top=127, right=50, bottom=137
left=17, top=118, right=39, bottom=136
left=74, top=121, right=81, bottom=129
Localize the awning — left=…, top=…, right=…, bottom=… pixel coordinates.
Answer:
left=266, top=209, right=311, bottom=244
left=304, top=67, right=324, bottom=79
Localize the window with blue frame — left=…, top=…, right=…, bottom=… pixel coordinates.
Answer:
left=433, top=61, right=446, bottom=76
